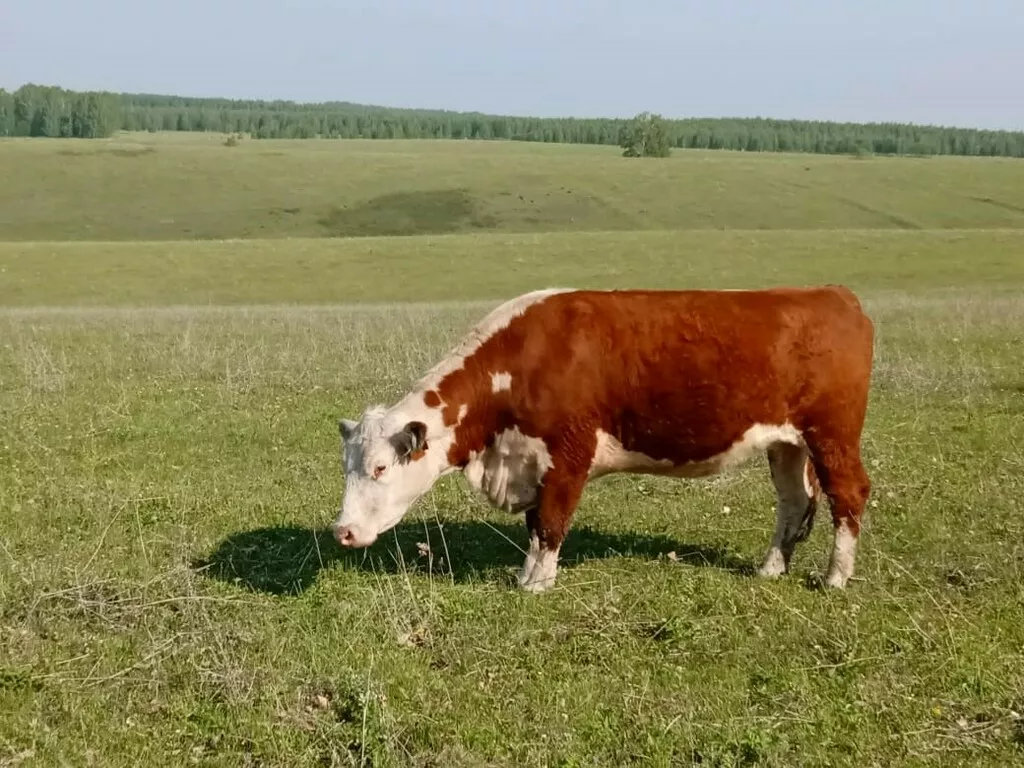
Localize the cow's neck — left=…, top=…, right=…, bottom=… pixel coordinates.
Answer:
left=400, top=363, right=503, bottom=472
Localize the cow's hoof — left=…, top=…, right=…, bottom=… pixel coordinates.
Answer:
left=518, top=543, right=558, bottom=593
left=518, top=566, right=556, bottom=593
left=824, top=571, right=849, bottom=589
left=520, top=565, right=561, bottom=593
left=758, top=549, right=788, bottom=578
left=520, top=577, right=555, bottom=593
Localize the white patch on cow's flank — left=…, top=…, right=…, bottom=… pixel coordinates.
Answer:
left=463, top=426, right=553, bottom=512
left=589, top=431, right=673, bottom=477
left=491, top=371, right=512, bottom=393
left=457, top=403, right=468, bottom=424
left=589, top=423, right=804, bottom=480
left=826, top=520, right=858, bottom=589
left=412, top=288, right=574, bottom=393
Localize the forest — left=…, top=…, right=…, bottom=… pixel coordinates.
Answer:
left=3, top=83, right=1023, bottom=158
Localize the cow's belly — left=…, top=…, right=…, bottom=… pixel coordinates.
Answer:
left=462, top=422, right=805, bottom=511
left=463, top=426, right=554, bottom=512
left=589, top=424, right=805, bottom=479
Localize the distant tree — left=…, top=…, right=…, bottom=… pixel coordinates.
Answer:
left=13, top=90, right=32, bottom=136
left=29, top=101, right=50, bottom=136
left=0, top=89, right=12, bottom=136
left=619, top=112, right=672, bottom=158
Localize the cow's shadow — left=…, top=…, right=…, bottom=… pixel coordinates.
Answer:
left=194, top=518, right=755, bottom=596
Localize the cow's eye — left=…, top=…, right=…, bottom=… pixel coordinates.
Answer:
left=373, top=465, right=387, bottom=479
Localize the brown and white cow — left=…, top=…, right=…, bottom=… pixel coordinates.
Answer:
left=332, top=286, right=874, bottom=592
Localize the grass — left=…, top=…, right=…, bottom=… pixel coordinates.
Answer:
left=2, top=229, right=1024, bottom=307
left=1, top=134, right=1024, bottom=766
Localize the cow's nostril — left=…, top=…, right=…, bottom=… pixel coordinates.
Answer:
left=335, top=526, right=356, bottom=546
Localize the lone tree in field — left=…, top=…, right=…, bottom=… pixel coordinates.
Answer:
left=619, top=112, right=672, bottom=157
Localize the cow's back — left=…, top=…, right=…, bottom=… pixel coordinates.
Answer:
left=495, top=286, right=873, bottom=466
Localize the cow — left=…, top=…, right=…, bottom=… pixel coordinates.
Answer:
left=332, top=285, right=874, bottom=592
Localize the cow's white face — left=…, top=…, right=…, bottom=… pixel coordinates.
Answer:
left=332, top=407, right=443, bottom=548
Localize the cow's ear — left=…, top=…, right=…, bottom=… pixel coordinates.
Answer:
left=339, top=418, right=358, bottom=440
left=395, top=421, right=428, bottom=458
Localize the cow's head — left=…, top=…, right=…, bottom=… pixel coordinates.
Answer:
left=332, top=406, right=443, bottom=548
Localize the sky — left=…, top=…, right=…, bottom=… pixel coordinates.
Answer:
left=2, top=0, right=1022, bottom=130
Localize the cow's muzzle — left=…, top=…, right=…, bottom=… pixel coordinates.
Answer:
left=332, top=524, right=375, bottom=548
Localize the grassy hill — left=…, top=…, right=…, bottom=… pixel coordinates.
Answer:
left=2, top=132, right=1024, bottom=241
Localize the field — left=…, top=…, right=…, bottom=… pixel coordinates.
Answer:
left=1, top=132, right=1023, bottom=766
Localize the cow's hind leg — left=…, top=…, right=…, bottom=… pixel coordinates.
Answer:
left=806, top=433, right=871, bottom=589
left=758, top=442, right=819, bottom=578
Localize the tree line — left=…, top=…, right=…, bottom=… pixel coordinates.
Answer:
left=3, top=84, right=1023, bottom=159
left=0, top=85, right=121, bottom=139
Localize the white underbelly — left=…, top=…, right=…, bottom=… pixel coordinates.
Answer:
left=589, top=424, right=805, bottom=479
left=461, top=422, right=805, bottom=511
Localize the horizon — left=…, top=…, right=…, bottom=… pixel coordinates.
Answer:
left=3, top=1, right=1022, bottom=133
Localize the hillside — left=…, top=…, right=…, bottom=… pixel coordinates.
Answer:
left=2, top=132, right=1024, bottom=242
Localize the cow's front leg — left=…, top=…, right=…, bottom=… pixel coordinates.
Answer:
left=517, top=460, right=588, bottom=593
